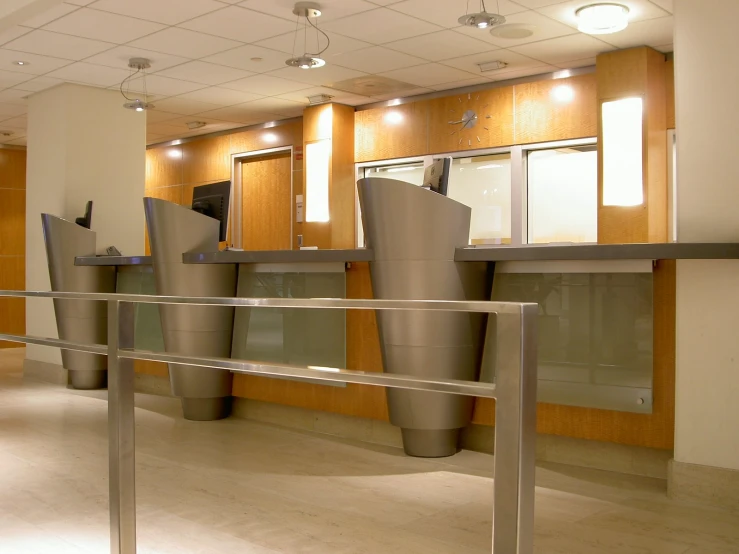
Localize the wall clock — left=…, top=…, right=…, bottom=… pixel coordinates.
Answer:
left=448, top=93, right=493, bottom=147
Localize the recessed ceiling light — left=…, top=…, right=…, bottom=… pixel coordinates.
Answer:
left=576, top=3, right=630, bottom=35
left=490, top=23, right=536, bottom=39
left=12, top=61, right=28, bottom=66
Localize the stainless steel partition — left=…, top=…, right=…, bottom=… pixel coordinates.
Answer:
left=358, top=178, right=488, bottom=457
left=0, top=290, right=537, bottom=554
left=41, top=214, right=116, bottom=389
left=144, top=198, right=237, bottom=420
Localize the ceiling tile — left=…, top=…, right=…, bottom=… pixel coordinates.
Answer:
left=176, top=86, right=263, bottom=105
left=146, top=122, right=189, bottom=135
left=257, top=31, right=371, bottom=57
left=222, top=73, right=311, bottom=95
left=3, top=30, right=114, bottom=59
left=428, top=76, right=493, bottom=91
left=514, top=0, right=567, bottom=8
left=269, top=64, right=368, bottom=87
left=44, top=8, right=166, bottom=44
left=0, top=49, right=73, bottom=74
left=84, top=47, right=189, bottom=73
left=0, top=102, right=27, bottom=118
left=511, top=33, right=613, bottom=64
left=197, top=103, right=280, bottom=124
left=650, top=0, right=672, bottom=13
left=179, top=6, right=295, bottom=43
left=203, top=44, right=291, bottom=73
left=458, top=10, right=578, bottom=48
left=155, top=61, right=254, bottom=86
left=21, top=2, right=79, bottom=28
left=0, top=89, right=30, bottom=104
left=330, top=46, right=425, bottom=73
left=239, top=0, right=377, bottom=22
left=321, top=8, right=442, bottom=44
left=0, top=69, right=32, bottom=88
left=441, top=48, right=547, bottom=75
left=240, top=96, right=304, bottom=116
left=3, top=137, right=27, bottom=146
left=559, top=57, right=596, bottom=69
left=486, top=63, right=559, bottom=81
left=537, top=0, right=670, bottom=30
left=151, top=97, right=223, bottom=115
left=369, top=86, right=434, bottom=101
left=160, top=114, right=235, bottom=129
left=0, top=27, right=32, bottom=47
left=385, top=30, right=498, bottom=62
left=653, top=43, right=672, bottom=53
left=598, top=15, right=673, bottom=49
left=128, top=75, right=208, bottom=97
left=0, top=115, right=28, bottom=129
left=389, top=0, right=527, bottom=28
left=275, top=85, right=369, bottom=105
left=14, top=76, right=64, bottom=92
left=92, top=0, right=226, bottom=25
left=46, top=62, right=130, bottom=87
left=65, top=0, right=96, bottom=5
left=379, top=63, right=477, bottom=87
left=130, top=28, right=242, bottom=59
left=146, top=132, right=168, bottom=144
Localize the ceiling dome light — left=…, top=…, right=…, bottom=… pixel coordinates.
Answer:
left=123, top=99, right=153, bottom=112
left=285, top=55, right=325, bottom=69
left=120, top=58, right=154, bottom=111
left=458, top=1, right=505, bottom=29
left=576, top=3, right=630, bottom=35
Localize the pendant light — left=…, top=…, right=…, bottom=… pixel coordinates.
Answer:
left=120, top=57, right=154, bottom=111
left=458, top=0, right=506, bottom=29
left=285, top=2, right=331, bottom=69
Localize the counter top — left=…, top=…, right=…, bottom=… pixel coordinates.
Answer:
left=454, top=243, right=739, bottom=262
left=75, top=255, right=152, bottom=266
left=183, top=249, right=375, bottom=264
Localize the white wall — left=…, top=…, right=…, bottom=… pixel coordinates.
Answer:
left=25, top=84, right=146, bottom=364
left=674, top=0, right=739, bottom=471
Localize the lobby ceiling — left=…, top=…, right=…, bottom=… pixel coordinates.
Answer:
left=0, top=0, right=673, bottom=146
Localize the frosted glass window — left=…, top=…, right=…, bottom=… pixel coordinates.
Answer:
left=448, top=154, right=512, bottom=245
left=602, top=97, right=644, bottom=206
left=306, top=139, right=331, bottom=222
left=527, top=146, right=597, bottom=244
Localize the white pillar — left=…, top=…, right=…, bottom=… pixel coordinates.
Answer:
left=674, top=0, right=739, bottom=474
left=25, top=84, right=145, bottom=365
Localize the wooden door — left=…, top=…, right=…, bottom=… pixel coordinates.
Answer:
left=241, top=152, right=292, bottom=250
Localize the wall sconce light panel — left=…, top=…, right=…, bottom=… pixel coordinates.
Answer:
left=602, top=97, right=644, bottom=207
left=306, top=139, right=331, bottom=222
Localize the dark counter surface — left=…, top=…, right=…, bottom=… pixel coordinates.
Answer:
left=75, top=255, right=152, bottom=266
left=454, top=243, right=739, bottom=262
left=183, top=249, right=375, bottom=264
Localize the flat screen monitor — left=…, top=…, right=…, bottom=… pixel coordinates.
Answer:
left=75, top=201, right=92, bottom=229
left=423, top=157, right=451, bottom=196
left=192, top=180, right=231, bottom=242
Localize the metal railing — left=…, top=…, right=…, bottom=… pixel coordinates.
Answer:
left=0, top=290, right=538, bottom=554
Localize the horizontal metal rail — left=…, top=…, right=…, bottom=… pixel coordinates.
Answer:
left=0, top=289, right=537, bottom=554
left=120, top=349, right=498, bottom=399
left=0, top=289, right=527, bottom=314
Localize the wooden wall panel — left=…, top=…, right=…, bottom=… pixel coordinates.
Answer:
left=134, top=359, right=169, bottom=377
left=230, top=120, right=303, bottom=161
left=145, top=145, right=182, bottom=188
left=0, top=148, right=26, bottom=349
left=354, top=101, right=430, bottom=162
left=330, top=104, right=356, bottom=250
left=666, top=59, right=675, bottom=129
left=429, top=87, right=515, bottom=153
left=241, top=153, right=292, bottom=251
left=181, top=135, right=230, bottom=184
left=514, top=73, right=598, bottom=144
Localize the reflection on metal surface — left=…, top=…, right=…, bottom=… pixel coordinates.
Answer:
left=232, top=265, right=347, bottom=387
left=490, top=271, right=653, bottom=413
left=42, top=214, right=116, bottom=389
left=144, top=198, right=236, bottom=420
left=358, top=177, right=488, bottom=457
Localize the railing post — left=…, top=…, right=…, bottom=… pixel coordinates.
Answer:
left=490, top=304, right=538, bottom=553
left=107, top=300, right=137, bottom=554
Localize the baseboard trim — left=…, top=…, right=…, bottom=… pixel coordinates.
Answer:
left=23, top=358, right=67, bottom=385
left=668, top=459, right=739, bottom=510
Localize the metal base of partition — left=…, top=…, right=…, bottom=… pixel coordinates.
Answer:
left=401, top=428, right=460, bottom=458
left=181, top=397, right=232, bottom=421
left=70, top=369, right=107, bottom=390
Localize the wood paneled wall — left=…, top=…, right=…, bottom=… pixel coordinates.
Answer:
left=0, top=148, right=26, bottom=348
left=354, top=73, right=598, bottom=163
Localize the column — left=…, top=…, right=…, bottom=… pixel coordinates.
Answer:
left=25, top=84, right=145, bottom=368
left=671, top=0, right=739, bottom=508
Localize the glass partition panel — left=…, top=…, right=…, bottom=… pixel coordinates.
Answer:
left=447, top=153, right=512, bottom=245
left=527, top=145, right=597, bottom=244
left=116, top=266, right=165, bottom=353
left=488, top=270, right=654, bottom=413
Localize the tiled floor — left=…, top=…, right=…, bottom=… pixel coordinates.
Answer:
left=1, top=348, right=738, bottom=554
